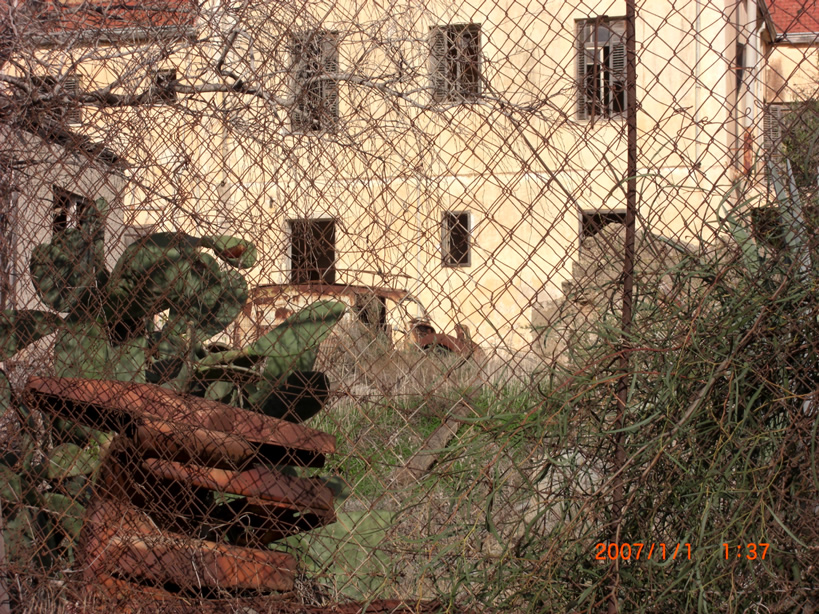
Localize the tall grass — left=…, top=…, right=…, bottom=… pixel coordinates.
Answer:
left=369, top=187, right=819, bottom=612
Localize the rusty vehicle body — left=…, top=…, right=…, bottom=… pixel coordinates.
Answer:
left=240, top=283, right=481, bottom=358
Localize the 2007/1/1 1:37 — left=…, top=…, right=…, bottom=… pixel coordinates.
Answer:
left=723, top=543, right=769, bottom=559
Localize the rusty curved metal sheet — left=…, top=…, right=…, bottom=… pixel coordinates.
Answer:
left=81, top=499, right=297, bottom=593
left=25, top=376, right=335, bottom=466
left=143, top=458, right=334, bottom=514
left=134, top=417, right=256, bottom=466
left=91, top=440, right=334, bottom=542
left=141, top=458, right=337, bottom=539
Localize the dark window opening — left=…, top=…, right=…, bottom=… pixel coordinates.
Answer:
left=290, top=29, right=339, bottom=133
left=354, top=293, right=387, bottom=331
left=289, top=219, right=336, bottom=284
left=443, top=211, right=471, bottom=267
left=735, top=42, right=746, bottom=92
left=53, top=187, right=92, bottom=234
left=581, top=210, right=626, bottom=240
left=153, top=69, right=178, bottom=103
left=430, top=23, right=482, bottom=102
left=577, top=18, right=626, bottom=120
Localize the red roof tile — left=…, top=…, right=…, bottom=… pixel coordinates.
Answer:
left=7, top=0, right=196, bottom=35
left=768, top=0, right=819, bottom=35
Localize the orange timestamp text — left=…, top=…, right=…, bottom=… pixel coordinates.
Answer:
left=723, top=543, right=769, bottom=559
left=594, top=542, right=692, bottom=561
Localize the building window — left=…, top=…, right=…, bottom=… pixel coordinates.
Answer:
left=429, top=23, right=482, bottom=102
left=63, top=75, right=82, bottom=125
left=580, top=209, right=626, bottom=241
left=442, top=211, right=471, bottom=267
left=764, top=100, right=819, bottom=188
left=290, top=29, right=339, bottom=133
left=576, top=17, right=626, bottom=121
left=289, top=219, right=336, bottom=284
left=53, top=187, right=93, bottom=234
left=151, top=69, right=178, bottom=103
left=735, top=43, right=746, bottom=92
left=354, top=293, right=387, bottom=332
left=763, top=103, right=788, bottom=169
left=25, top=74, right=83, bottom=125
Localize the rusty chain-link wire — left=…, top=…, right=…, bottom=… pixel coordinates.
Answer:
left=0, top=0, right=818, bottom=612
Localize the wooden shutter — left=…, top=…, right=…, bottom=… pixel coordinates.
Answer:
left=290, top=33, right=308, bottom=132
left=321, top=31, right=339, bottom=131
left=430, top=27, right=448, bottom=102
left=63, top=75, right=82, bottom=124
left=764, top=104, right=785, bottom=170
left=610, top=35, right=626, bottom=117
left=576, top=22, right=588, bottom=120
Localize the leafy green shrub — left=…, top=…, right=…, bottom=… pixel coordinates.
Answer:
left=0, top=204, right=345, bottom=573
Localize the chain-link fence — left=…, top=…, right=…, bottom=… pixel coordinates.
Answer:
left=0, top=0, right=818, bottom=612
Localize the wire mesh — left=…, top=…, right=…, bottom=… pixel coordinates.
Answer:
left=0, top=0, right=818, bottom=612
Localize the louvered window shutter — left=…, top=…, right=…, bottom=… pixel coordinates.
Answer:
left=577, top=23, right=588, bottom=120
left=764, top=105, right=785, bottom=171
left=290, top=35, right=307, bottom=132
left=610, top=39, right=626, bottom=116
left=321, top=32, right=339, bottom=131
left=430, top=27, right=448, bottom=102
left=64, top=75, right=82, bottom=124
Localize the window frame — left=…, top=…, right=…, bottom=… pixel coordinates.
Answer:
left=576, top=16, right=627, bottom=121
left=429, top=23, right=482, bottom=103
left=289, top=29, right=340, bottom=134
left=52, top=186, right=93, bottom=235
left=441, top=211, right=472, bottom=268
left=762, top=100, right=819, bottom=187
left=288, top=217, right=337, bottom=284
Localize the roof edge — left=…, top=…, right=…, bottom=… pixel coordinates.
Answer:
left=774, top=31, right=819, bottom=44
left=758, top=0, right=778, bottom=41
left=30, top=24, right=197, bottom=48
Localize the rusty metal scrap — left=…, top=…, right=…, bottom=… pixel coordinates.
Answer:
left=25, top=376, right=336, bottom=465
left=141, top=458, right=337, bottom=539
left=143, top=458, right=335, bottom=515
left=133, top=417, right=256, bottom=466
left=24, top=375, right=456, bottom=612
left=25, top=375, right=337, bottom=600
left=81, top=499, right=298, bottom=593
